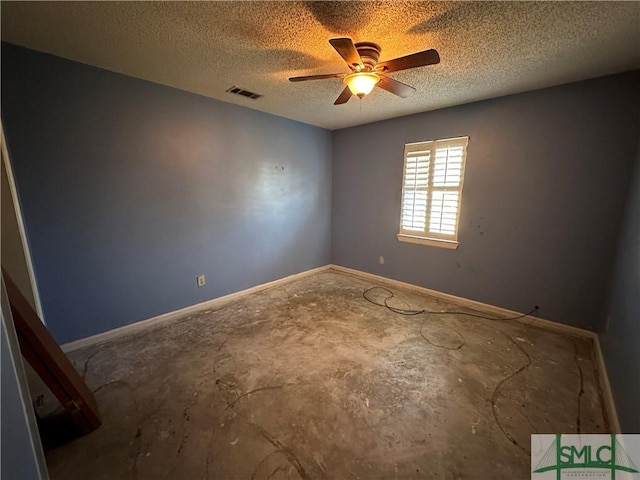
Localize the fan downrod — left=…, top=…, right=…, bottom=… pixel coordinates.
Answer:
left=354, top=42, right=381, bottom=71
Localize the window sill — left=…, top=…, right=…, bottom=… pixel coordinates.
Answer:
left=397, top=234, right=459, bottom=250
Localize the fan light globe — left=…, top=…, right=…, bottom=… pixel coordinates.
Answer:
left=344, top=73, right=380, bottom=98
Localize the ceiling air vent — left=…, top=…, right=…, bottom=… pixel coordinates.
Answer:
left=226, top=86, right=262, bottom=100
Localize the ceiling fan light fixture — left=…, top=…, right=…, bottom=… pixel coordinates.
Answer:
left=344, top=72, right=380, bottom=98
left=290, top=38, right=438, bottom=105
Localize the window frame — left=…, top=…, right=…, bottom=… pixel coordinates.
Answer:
left=397, top=136, right=469, bottom=249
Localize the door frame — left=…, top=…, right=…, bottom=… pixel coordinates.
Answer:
left=1, top=119, right=45, bottom=323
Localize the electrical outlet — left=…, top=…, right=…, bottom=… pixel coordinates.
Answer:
left=197, top=275, right=206, bottom=287
left=605, top=315, right=612, bottom=333
left=379, top=256, right=385, bottom=264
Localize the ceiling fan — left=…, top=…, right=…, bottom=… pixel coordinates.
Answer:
left=289, top=38, right=440, bottom=105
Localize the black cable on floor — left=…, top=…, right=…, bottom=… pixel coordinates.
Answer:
left=362, top=286, right=539, bottom=321
left=362, top=285, right=541, bottom=456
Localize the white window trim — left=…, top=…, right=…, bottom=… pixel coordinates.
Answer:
left=396, top=234, right=460, bottom=249
left=398, top=136, right=469, bottom=249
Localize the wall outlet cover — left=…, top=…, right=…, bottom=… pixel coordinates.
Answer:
left=197, top=275, right=206, bottom=287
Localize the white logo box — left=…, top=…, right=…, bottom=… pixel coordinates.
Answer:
left=531, top=434, right=640, bottom=480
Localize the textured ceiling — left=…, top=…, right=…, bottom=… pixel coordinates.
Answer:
left=2, top=1, right=639, bottom=130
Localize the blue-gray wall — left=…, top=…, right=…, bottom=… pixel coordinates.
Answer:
left=600, top=147, right=639, bottom=433
left=1, top=43, right=332, bottom=344
left=332, top=71, right=640, bottom=331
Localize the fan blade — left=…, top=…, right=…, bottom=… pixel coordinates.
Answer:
left=289, top=73, right=346, bottom=82
left=376, top=76, right=416, bottom=98
left=377, top=49, right=440, bottom=73
left=329, top=38, right=363, bottom=70
left=334, top=86, right=353, bottom=105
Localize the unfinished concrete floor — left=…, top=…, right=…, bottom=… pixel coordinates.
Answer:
left=40, top=269, right=607, bottom=479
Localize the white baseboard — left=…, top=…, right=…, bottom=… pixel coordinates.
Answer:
left=592, top=336, right=621, bottom=433
left=61, top=265, right=331, bottom=352
left=329, top=264, right=595, bottom=338
left=328, top=263, right=620, bottom=433
left=61, top=261, right=620, bottom=433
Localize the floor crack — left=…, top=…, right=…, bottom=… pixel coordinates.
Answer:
left=227, top=384, right=295, bottom=409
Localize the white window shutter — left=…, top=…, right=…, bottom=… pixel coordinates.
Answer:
left=399, top=137, right=468, bottom=245
left=401, top=149, right=430, bottom=232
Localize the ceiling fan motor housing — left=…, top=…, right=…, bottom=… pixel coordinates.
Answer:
left=354, top=42, right=381, bottom=71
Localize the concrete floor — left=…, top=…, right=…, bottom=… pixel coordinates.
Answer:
left=38, top=270, right=607, bottom=479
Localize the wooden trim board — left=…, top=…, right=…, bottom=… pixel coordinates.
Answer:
left=3, top=269, right=101, bottom=434
left=61, top=262, right=620, bottom=433
left=62, top=265, right=331, bottom=352
left=1, top=279, right=49, bottom=479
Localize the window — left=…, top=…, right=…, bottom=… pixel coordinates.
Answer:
left=397, top=136, right=469, bottom=249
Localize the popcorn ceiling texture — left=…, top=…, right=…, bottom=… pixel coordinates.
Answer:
left=2, top=1, right=639, bottom=130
